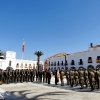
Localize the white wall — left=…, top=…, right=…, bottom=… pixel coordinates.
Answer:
left=0, top=51, right=43, bottom=70
left=47, top=47, right=100, bottom=70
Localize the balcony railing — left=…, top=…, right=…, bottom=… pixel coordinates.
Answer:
left=88, top=60, right=92, bottom=63
left=96, top=59, right=100, bottom=63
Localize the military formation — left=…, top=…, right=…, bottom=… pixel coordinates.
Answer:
left=0, top=69, right=51, bottom=84
left=0, top=67, right=100, bottom=91
left=65, top=68, right=100, bottom=91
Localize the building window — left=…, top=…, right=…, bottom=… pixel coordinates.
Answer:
left=29, top=64, right=32, bottom=69
left=79, top=59, right=83, bottom=65
left=71, top=60, right=75, bottom=65
left=9, top=61, right=12, bottom=66
left=88, top=57, right=92, bottom=63
left=65, top=60, right=68, bottom=65
left=25, top=64, right=27, bottom=68
left=57, top=61, right=59, bottom=66
left=20, top=63, right=23, bottom=68
left=54, top=67, right=56, bottom=71
left=54, top=62, right=56, bottom=66
left=61, top=61, right=63, bottom=66
left=16, top=63, right=19, bottom=68
left=96, top=56, right=100, bottom=63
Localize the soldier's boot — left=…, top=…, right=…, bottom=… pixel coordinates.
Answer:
left=80, top=83, right=84, bottom=89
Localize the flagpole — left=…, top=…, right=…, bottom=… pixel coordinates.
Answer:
left=22, top=52, right=23, bottom=60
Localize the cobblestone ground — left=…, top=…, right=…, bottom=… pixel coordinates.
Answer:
left=0, top=77, right=100, bottom=100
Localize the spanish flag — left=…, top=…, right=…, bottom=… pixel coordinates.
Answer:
left=22, top=41, right=25, bottom=52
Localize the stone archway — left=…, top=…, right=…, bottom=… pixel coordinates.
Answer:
left=87, top=65, right=94, bottom=69
left=96, top=65, right=100, bottom=69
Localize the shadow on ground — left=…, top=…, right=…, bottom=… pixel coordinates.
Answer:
left=1, top=90, right=68, bottom=100
left=33, top=81, right=100, bottom=93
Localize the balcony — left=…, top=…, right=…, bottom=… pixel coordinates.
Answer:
left=96, top=59, right=100, bottom=63
left=78, top=62, right=83, bottom=65
left=88, top=60, right=92, bottom=63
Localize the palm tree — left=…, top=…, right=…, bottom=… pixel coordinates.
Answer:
left=34, top=51, right=43, bottom=71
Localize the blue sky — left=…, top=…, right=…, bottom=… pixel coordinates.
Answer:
left=0, top=0, right=100, bottom=61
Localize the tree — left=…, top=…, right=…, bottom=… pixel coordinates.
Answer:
left=0, top=50, right=4, bottom=56
left=34, top=51, right=43, bottom=71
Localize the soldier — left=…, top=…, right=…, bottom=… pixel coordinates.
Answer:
left=12, top=70, right=15, bottom=83
left=23, top=69, right=26, bottom=82
left=0, top=69, right=3, bottom=85
left=60, top=68, right=65, bottom=86
left=55, top=70, right=58, bottom=85
left=46, top=69, right=48, bottom=83
left=89, top=68, right=95, bottom=91
left=18, top=70, right=20, bottom=82
left=84, top=69, right=89, bottom=87
left=3, top=70, right=7, bottom=84
left=20, top=69, right=24, bottom=83
left=74, top=70, right=79, bottom=86
left=69, top=68, right=74, bottom=87
left=30, top=69, right=33, bottom=82
left=26, top=69, right=29, bottom=82
left=66, top=69, right=70, bottom=85
left=9, top=70, right=12, bottom=83
left=40, top=70, right=42, bottom=82
left=79, top=68, right=84, bottom=89
left=7, top=70, right=10, bottom=84
left=14, top=69, right=18, bottom=83
left=36, top=70, right=38, bottom=81
left=96, top=68, right=100, bottom=89
left=47, top=69, right=51, bottom=84
left=43, top=70, right=46, bottom=82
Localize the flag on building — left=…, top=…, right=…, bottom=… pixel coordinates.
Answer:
left=22, top=41, right=25, bottom=52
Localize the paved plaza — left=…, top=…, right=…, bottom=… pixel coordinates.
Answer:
left=0, top=77, right=100, bottom=100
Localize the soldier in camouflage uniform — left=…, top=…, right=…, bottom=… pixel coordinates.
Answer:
left=60, top=68, right=65, bottom=86
left=74, top=70, right=79, bottom=86
left=90, top=68, right=95, bottom=91
left=7, top=70, right=10, bottom=84
left=96, top=68, right=100, bottom=89
left=12, top=70, right=15, bottom=83
left=66, top=69, right=70, bottom=85
left=79, top=68, right=84, bottom=89
left=69, top=68, right=74, bottom=87
left=84, top=69, right=89, bottom=87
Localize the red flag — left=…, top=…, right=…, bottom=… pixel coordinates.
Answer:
left=22, top=41, right=25, bottom=52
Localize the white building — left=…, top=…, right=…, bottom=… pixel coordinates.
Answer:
left=0, top=51, right=43, bottom=70
left=45, top=43, right=100, bottom=71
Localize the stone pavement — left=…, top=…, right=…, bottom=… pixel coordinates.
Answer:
left=0, top=77, right=100, bottom=100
